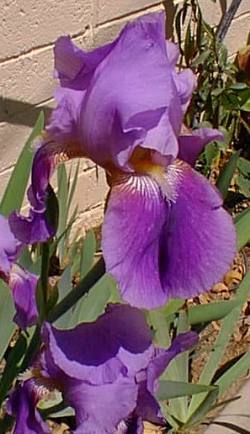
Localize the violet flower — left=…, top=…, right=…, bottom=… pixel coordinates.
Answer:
left=9, top=11, right=236, bottom=308
left=7, top=304, right=198, bottom=433
left=0, top=215, right=38, bottom=329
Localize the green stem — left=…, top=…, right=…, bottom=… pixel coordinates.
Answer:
left=48, top=257, right=105, bottom=323
left=0, top=326, right=41, bottom=432
left=37, top=242, right=50, bottom=323
left=20, top=326, right=41, bottom=371
left=0, top=335, right=27, bottom=406
left=41, top=243, right=50, bottom=304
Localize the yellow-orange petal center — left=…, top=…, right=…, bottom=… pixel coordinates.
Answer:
left=129, top=146, right=165, bottom=177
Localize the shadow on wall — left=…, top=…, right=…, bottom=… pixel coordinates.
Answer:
left=0, top=97, right=52, bottom=126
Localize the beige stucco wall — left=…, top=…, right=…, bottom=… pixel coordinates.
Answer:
left=0, top=0, right=250, bottom=231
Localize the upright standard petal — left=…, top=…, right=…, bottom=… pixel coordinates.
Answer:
left=30, top=12, right=189, bottom=174
left=165, top=41, right=197, bottom=114
left=103, top=162, right=236, bottom=308
left=0, top=215, right=20, bottom=280
left=9, top=12, right=198, bottom=245
left=79, top=12, right=189, bottom=169
left=54, top=35, right=116, bottom=90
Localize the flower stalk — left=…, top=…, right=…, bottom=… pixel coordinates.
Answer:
left=48, top=256, right=105, bottom=322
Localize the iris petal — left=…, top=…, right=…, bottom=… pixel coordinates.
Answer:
left=102, top=174, right=168, bottom=308
left=42, top=304, right=152, bottom=384
left=10, top=265, right=38, bottom=329
left=7, top=380, right=50, bottom=434
left=159, top=161, right=236, bottom=300
left=80, top=11, right=186, bottom=169
left=103, top=163, right=236, bottom=308
left=0, top=215, right=20, bottom=280
left=178, top=127, right=224, bottom=166
left=134, top=332, right=198, bottom=428
left=9, top=138, right=84, bottom=244
left=65, top=377, right=138, bottom=434
left=39, top=305, right=155, bottom=432
left=54, top=35, right=116, bottom=90
left=147, top=332, right=198, bottom=393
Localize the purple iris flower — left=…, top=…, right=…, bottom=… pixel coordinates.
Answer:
left=0, top=215, right=38, bottom=329
left=9, top=11, right=236, bottom=308
left=7, top=304, right=198, bottom=433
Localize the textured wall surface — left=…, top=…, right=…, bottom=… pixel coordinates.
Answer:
left=1, top=0, right=250, bottom=231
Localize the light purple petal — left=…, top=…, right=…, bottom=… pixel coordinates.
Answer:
left=9, top=208, right=54, bottom=245
left=178, top=127, right=224, bottom=166
left=80, top=12, right=185, bottom=169
left=165, top=40, right=197, bottom=113
left=38, top=305, right=156, bottom=432
left=7, top=380, right=50, bottom=434
left=42, top=304, right=152, bottom=384
left=140, top=111, right=179, bottom=164
left=64, top=376, right=138, bottom=434
left=19, top=12, right=196, bottom=176
left=0, top=215, right=20, bottom=280
left=102, top=174, right=168, bottom=308
left=10, top=265, right=38, bottom=329
left=165, top=40, right=180, bottom=66
left=54, top=35, right=116, bottom=90
left=118, top=345, right=154, bottom=377
left=103, top=162, right=236, bottom=308
left=146, top=332, right=198, bottom=392
left=46, top=88, right=84, bottom=147
left=133, top=333, right=198, bottom=426
left=173, top=69, right=197, bottom=113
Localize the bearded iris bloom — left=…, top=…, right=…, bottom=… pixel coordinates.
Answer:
left=9, top=11, right=236, bottom=308
left=0, top=215, right=38, bottom=329
left=7, top=304, right=198, bottom=433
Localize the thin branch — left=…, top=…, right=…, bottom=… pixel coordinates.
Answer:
left=217, top=0, right=242, bottom=42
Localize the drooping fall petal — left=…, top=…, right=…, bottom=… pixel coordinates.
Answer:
left=102, top=162, right=236, bottom=308
left=102, top=174, right=168, bottom=308
left=41, top=304, right=152, bottom=385
left=158, top=161, right=236, bottom=300
left=9, top=139, right=83, bottom=244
